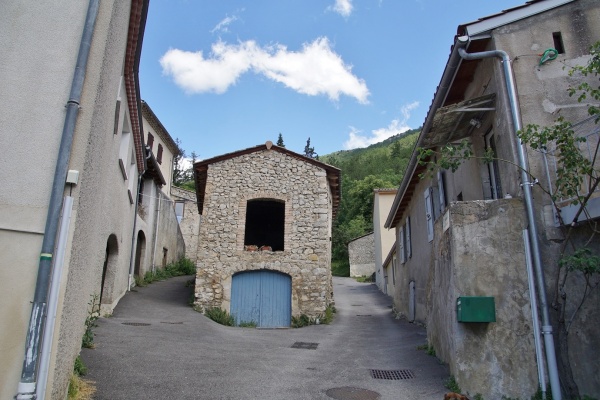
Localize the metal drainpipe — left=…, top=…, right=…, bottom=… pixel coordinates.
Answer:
left=127, top=173, right=144, bottom=290
left=457, top=37, right=562, bottom=400
left=16, top=1, right=100, bottom=398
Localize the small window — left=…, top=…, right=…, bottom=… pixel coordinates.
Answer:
left=244, top=199, right=285, bottom=251
left=399, top=225, right=406, bottom=264
left=552, top=32, right=565, bottom=54
left=157, top=143, right=163, bottom=164
left=175, top=201, right=184, bottom=224
left=147, top=132, right=154, bottom=150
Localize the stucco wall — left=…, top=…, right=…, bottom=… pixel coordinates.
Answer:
left=195, top=149, right=334, bottom=318
left=348, top=233, right=375, bottom=278
left=491, top=2, right=600, bottom=395
left=373, top=191, right=397, bottom=290
left=0, top=1, right=146, bottom=398
left=427, top=199, right=537, bottom=399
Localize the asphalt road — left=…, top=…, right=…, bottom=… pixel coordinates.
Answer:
left=81, top=276, right=450, bottom=399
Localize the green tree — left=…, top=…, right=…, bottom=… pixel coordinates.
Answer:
left=304, top=137, right=318, bottom=159
left=276, top=133, right=285, bottom=147
left=172, top=138, right=191, bottom=186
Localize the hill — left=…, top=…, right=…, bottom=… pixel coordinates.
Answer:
left=320, top=128, right=420, bottom=276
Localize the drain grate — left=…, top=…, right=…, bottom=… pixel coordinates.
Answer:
left=122, top=322, right=151, bottom=326
left=356, top=314, right=372, bottom=317
left=325, top=387, right=380, bottom=400
left=370, top=369, right=414, bottom=380
left=291, top=342, right=319, bottom=350
left=160, top=321, right=184, bottom=324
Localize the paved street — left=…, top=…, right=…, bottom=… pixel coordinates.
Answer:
left=82, top=276, right=450, bottom=399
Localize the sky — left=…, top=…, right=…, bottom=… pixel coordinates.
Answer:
left=140, top=0, right=527, bottom=160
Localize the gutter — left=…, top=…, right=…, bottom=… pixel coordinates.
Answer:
left=16, top=1, right=100, bottom=398
left=456, top=37, right=561, bottom=400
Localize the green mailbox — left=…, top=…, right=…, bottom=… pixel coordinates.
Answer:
left=457, top=296, right=496, bottom=323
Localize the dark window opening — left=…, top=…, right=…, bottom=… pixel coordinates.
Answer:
left=553, top=32, right=565, bottom=54
left=244, top=199, right=285, bottom=251
left=457, top=192, right=463, bottom=202
left=147, top=132, right=154, bottom=150
left=157, top=143, right=163, bottom=164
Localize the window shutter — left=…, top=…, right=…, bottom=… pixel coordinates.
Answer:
left=399, top=226, right=405, bottom=264
left=157, top=143, right=163, bottom=164
left=147, top=132, right=154, bottom=150
left=405, top=216, right=411, bottom=259
left=424, top=188, right=434, bottom=242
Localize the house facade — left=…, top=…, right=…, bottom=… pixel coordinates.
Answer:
left=0, top=2, right=181, bottom=399
left=348, top=232, right=375, bottom=278
left=136, top=101, right=185, bottom=279
left=372, top=189, right=398, bottom=291
left=193, top=142, right=340, bottom=327
left=384, top=0, right=600, bottom=398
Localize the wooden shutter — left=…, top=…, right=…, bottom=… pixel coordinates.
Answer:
left=424, top=188, right=434, bottom=242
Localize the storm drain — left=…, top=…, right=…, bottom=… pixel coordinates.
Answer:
left=369, top=369, right=414, bottom=380
left=325, top=387, right=380, bottom=400
left=356, top=314, right=372, bottom=317
left=160, top=321, right=184, bottom=324
left=291, top=342, right=319, bottom=350
left=122, top=322, right=151, bottom=326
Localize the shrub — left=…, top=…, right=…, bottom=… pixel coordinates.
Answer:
left=204, top=307, right=234, bottom=326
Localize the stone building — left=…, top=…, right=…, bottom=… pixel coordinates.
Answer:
left=347, top=232, right=375, bottom=278
left=384, top=0, right=600, bottom=398
left=193, top=141, right=340, bottom=327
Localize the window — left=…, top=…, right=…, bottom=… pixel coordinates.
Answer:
left=399, top=225, right=406, bottom=264
left=157, top=143, right=163, bottom=164
left=244, top=199, right=285, bottom=251
left=553, top=32, right=565, bottom=54
left=147, top=132, right=154, bottom=150
left=437, top=171, right=447, bottom=213
left=485, top=130, right=503, bottom=199
left=424, top=188, right=434, bottom=242
left=175, top=201, right=184, bottom=224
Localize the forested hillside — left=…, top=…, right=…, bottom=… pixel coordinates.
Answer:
left=320, top=128, right=419, bottom=276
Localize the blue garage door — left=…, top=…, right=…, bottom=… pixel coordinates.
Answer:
left=231, top=270, right=291, bottom=327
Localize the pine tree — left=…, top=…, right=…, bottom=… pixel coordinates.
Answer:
left=276, top=133, right=285, bottom=147
left=303, top=137, right=318, bottom=159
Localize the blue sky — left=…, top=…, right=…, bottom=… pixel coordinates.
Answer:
left=140, top=0, right=526, bottom=160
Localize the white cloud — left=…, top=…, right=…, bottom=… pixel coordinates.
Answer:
left=330, top=0, right=353, bottom=17
left=343, top=101, right=419, bottom=149
left=211, top=15, right=238, bottom=34
left=160, top=37, right=369, bottom=103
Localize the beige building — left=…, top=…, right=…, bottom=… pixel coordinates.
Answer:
left=0, top=2, right=182, bottom=399
left=372, top=189, right=397, bottom=291
left=385, top=1, right=600, bottom=398
left=193, top=142, right=340, bottom=327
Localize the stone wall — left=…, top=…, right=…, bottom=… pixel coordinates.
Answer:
left=427, top=199, right=538, bottom=399
left=171, top=186, right=201, bottom=261
left=195, top=148, right=334, bottom=318
left=348, top=233, right=375, bottom=278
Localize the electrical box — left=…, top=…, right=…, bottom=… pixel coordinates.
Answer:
left=457, top=296, right=496, bottom=323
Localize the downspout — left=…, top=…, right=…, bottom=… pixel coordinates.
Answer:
left=457, top=37, right=562, bottom=400
left=16, top=1, right=100, bottom=399
left=128, top=173, right=144, bottom=290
